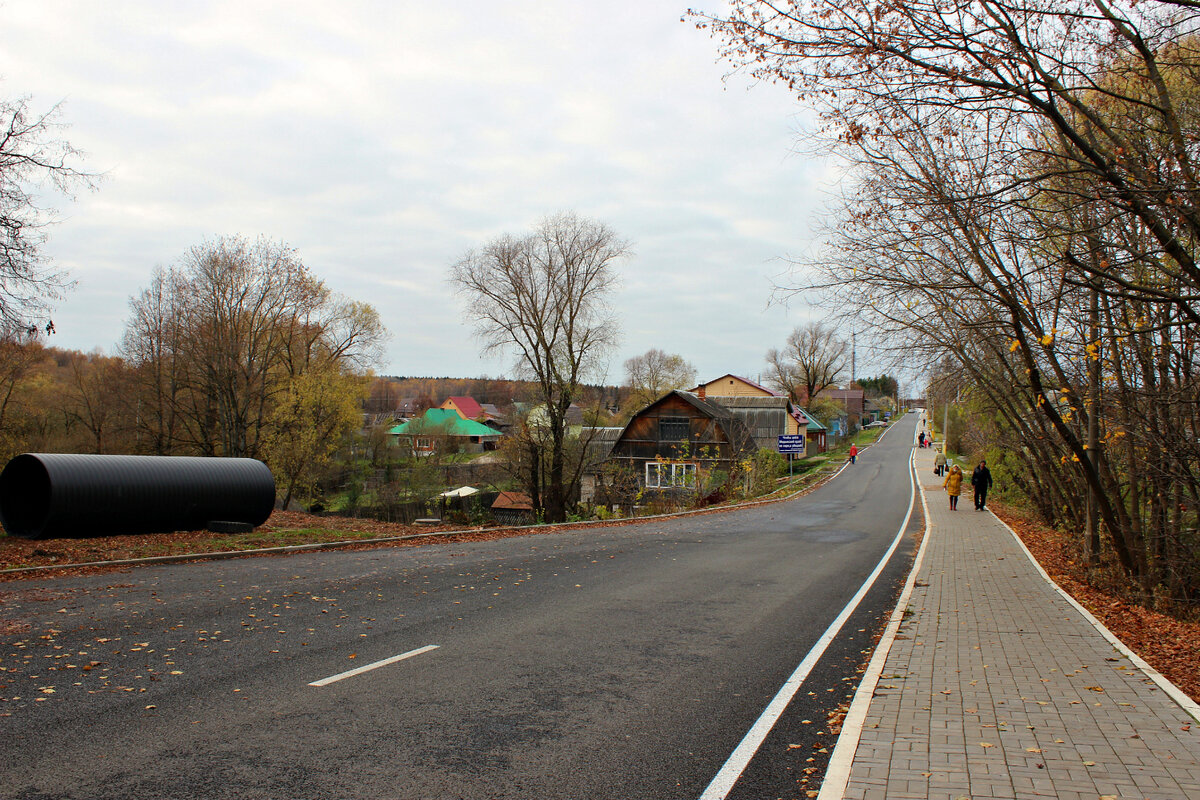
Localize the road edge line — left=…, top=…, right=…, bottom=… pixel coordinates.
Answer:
left=697, top=440, right=918, bottom=800
left=817, top=448, right=930, bottom=800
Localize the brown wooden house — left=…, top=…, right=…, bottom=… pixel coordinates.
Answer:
left=606, top=391, right=757, bottom=490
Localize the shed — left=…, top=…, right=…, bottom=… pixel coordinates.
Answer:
left=578, top=426, right=624, bottom=504
left=492, top=491, right=534, bottom=525
left=716, top=395, right=812, bottom=452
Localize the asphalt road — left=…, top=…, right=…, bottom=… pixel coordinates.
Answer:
left=0, top=414, right=923, bottom=800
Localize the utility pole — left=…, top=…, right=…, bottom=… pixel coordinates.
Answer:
left=851, top=332, right=857, bottom=386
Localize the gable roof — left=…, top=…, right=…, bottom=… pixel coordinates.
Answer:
left=693, top=374, right=782, bottom=397
left=443, top=396, right=485, bottom=419
left=793, top=406, right=828, bottom=433
left=614, top=390, right=757, bottom=457
left=388, top=408, right=500, bottom=437
left=492, top=491, right=533, bottom=511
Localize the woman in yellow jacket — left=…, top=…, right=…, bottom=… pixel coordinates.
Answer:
left=943, top=464, right=963, bottom=510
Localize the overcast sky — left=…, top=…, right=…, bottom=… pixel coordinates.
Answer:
left=0, top=1, right=853, bottom=385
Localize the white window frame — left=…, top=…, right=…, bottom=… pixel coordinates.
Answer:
left=645, top=461, right=697, bottom=488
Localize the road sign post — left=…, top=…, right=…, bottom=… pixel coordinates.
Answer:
left=778, top=435, right=805, bottom=478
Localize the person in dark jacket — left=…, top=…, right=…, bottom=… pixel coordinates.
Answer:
left=971, top=460, right=994, bottom=510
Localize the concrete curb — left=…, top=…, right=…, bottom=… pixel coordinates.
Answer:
left=993, top=509, right=1200, bottom=724
left=817, top=447, right=930, bottom=800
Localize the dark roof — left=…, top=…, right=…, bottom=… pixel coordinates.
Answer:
left=716, top=396, right=792, bottom=451
left=716, top=395, right=790, bottom=409
left=819, top=388, right=865, bottom=416
left=794, top=406, right=828, bottom=432
left=618, top=390, right=757, bottom=456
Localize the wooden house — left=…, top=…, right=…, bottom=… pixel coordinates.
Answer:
left=716, top=395, right=821, bottom=452
left=795, top=406, right=829, bottom=453
left=693, top=373, right=781, bottom=399
left=440, top=396, right=486, bottom=421
left=607, top=391, right=756, bottom=490
left=388, top=409, right=502, bottom=455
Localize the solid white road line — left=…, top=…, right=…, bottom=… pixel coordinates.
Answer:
left=308, top=645, right=439, bottom=687
left=697, top=448, right=918, bottom=800
left=818, top=451, right=928, bottom=800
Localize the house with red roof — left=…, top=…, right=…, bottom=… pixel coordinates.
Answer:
left=440, top=396, right=485, bottom=421
left=440, top=396, right=505, bottom=428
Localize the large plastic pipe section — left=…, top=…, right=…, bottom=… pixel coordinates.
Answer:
left=0, top=453, right=275, bottom=539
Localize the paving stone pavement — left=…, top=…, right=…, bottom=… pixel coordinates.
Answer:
left=829, top=443, right=1200, bottom=800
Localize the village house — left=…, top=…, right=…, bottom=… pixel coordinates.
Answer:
left=606, top=390, right=757, bottom=491
left=387, top=408, right=502, bottom=456
left=819, top=388, right=865, bottom=425
left=692, top=373, right=826, bottom=453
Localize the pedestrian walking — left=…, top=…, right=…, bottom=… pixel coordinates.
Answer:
left=943, top=464, right=963, bottom=510
left=848, top=443, right=858, bottom=464
left=971, top=459, right=994, bottom=510
left=918, top=431, right=926, bottom=448
left=934, top=446, right=947, bottom=476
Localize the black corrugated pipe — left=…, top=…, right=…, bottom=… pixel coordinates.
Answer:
left=0, top=454, right=276, bottom=539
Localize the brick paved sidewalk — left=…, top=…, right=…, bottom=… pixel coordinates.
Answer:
left=821, top=443, right=1200, bottom=800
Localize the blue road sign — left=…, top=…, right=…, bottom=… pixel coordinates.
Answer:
left=778, top=434, right=805, bottom=454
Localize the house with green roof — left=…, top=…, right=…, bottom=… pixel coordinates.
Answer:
left=794, top=405, right=829, bottom=453
left=388, top=408, right=502, bottom=456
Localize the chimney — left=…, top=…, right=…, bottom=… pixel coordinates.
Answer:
left=698, top=384, right=706, bottom=400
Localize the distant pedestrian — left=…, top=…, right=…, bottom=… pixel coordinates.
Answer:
left=934, top=446, right=947, bottom=476
left=971, top=460, right=994, bottom=511
left=943, top=464, right=963, bottom=510
left=848, top=443, right=858, bottom=464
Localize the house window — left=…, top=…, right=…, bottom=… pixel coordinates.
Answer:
left=645, top=462, right=697, bottom=488
left=658, top=416, right=690, bottom=443
left=415, top=437, right=432, bottom=450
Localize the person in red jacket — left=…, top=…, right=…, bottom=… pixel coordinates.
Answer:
left=848, top=443, right=858, bottom=464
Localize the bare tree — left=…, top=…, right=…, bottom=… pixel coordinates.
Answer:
left=122, top=267, right=186, bottom=454
left=696, top=0, right=1200, bottom=322
left=451, top=212, right=629, bottom=522
left=696, top=1, right=1200, bottom=601
left=0, top=96, right=95, bottom=332
left=121, top=236, right=386, bottom=459
left=62, top=350, right=132, bottom=454
left=0, top=330, right=50, bottom=461
left=623, top=348, right=697, bottom=409
left=766, top=322, right=847, bottom=406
